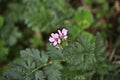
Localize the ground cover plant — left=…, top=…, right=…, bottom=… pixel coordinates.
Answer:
left=0, top=0, right=120, bottom=80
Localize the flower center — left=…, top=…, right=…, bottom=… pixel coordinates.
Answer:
left=55, top=38, right=58, bottom=41
left=62, top=33, right=65, bottom=37
left=62, top=33, right=64, bottom=36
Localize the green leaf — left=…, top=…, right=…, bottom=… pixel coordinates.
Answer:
left=1, top=69, right=22, bottom=80
left=44, top=61, right=62, bottom=80
left=63, top=33, right=107, bottom=71
left=20, top=48, right=48, bottom=66
left=23, top=0, right=73, bottom=32
left=94, top=33, right=107, bottom=62
left=115, top=61, right=120, bottom=64
left=63, top=34, right=96, bottom=71
left=0, top=39, right=8, bottom=61
left=96, top=62, right=112, bottom=75
left=34, top=71, right=45, bottom=80
left=81, top=32, right=95, bottom=42
left=0, top=24, right=21, bottom=46
left=47, top=45, right=63, bottom=60
left=74, top=7, right=93, bottom=31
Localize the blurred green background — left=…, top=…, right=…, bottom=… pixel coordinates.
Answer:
left=0, top=0, right=120, bottom=78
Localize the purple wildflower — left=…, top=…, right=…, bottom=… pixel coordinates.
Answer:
left=58, top=28, right=68, bottom=40
left=49, top=33, right=61, bottom=46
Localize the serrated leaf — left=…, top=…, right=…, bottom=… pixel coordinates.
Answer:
left=0, top=25, right=21, bottom=46
left=1, top=69, right=22, bottom=80
left=20, top=48, right=48, bottom=66
left=47, top=44, right=63, bottom=60
left=63, top=33, right=107, bottom=71
left=44, top=61, right=62, bottom=80
left=34, top=71, right=45, bottom=80
left=94, top=33, right=107, bottom=62
left=23, top=0, right=73, bottom=32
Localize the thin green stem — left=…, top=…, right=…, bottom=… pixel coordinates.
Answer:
left=23, top=59, right=65, bottom=79
left=23, top=61, right=52, bottom=79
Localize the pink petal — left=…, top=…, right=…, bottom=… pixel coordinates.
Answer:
left=53, top=41, right=57, bottom=46
left=51, top=33, right=55, bottom=38
left=49, top=37, right=55, bottom=42
left=58, top=38, right=61, bottom=44
left=58, top=30, right=62, bottom=36
left=64, top=36, right=68, bottom=40
left=54, top=33, right=59, bottom=38
left=62, top=28, right=68, bottom=35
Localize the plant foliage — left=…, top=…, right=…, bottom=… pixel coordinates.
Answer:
left=0, top=0, right=120, bottom=80
left=23, top=0, right=74, bottom=32
left=1, top=33, right=118, bottom=80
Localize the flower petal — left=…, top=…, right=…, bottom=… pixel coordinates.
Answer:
left=64, top=36, right=68, bottom=40
left=58, top=38, right=61, bottom=44
left=49, top=37, right=55, bottom=42
left=54, top=33, right=59, bottom=38
left=51, top=33, right=55, bottom=38
left=62, top=28, right=68, bottom=35
left=58, top=30, right=62, bottom=36
left=53, top=41, right=57, bottom=46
